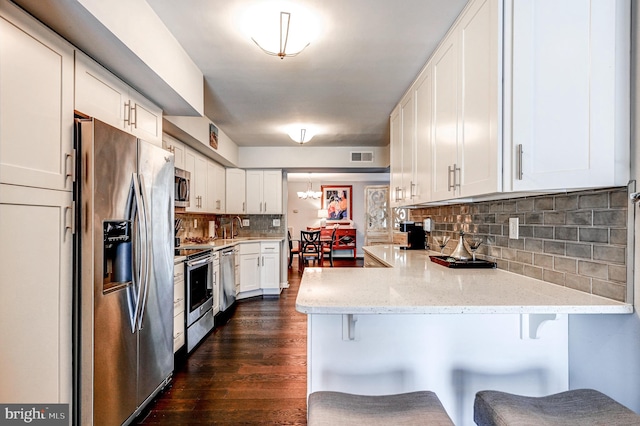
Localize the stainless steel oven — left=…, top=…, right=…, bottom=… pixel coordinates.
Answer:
left=182, top=248, right=214, bottom=352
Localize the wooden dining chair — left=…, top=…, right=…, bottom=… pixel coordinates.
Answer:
left=322, top=224, right=339, bottom=267
left=288, top=230, right=300, bottom=269
left=299, top=230, right=323, bottom=270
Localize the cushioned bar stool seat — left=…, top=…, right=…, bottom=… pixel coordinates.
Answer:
left=474, top=389, right=640, bottom=426
left=308, top=390, right=455, bottom=426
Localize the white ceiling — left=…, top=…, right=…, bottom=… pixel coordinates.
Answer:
left=145, top=0, right=468, bottom=147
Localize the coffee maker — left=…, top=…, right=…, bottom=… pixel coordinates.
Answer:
left=399, top=222, right=426, bottom=250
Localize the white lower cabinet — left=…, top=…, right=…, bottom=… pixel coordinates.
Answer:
left=173, top=260, right=185, bottom=353
left=0, top=184, right=72, bottom=403
left=238, top=241, right=281, bottom=298
left=239, top=243, right=261, bottom=295
left=260, top=242, right=281, bottom=295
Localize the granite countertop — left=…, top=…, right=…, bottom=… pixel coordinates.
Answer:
left=295, top=245, right=633, bottom=315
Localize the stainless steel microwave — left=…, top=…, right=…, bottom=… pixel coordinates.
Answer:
left=175, top=168, right=190, bottom=207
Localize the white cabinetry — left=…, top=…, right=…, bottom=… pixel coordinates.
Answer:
left=184, top=147, right=207, bottom=212
left=173, top=260, right=185, bottom=353
left=239, top=243, right=261, bottom=295
left=246, top=170, right=282, bottom=214
left=75, top=51, right=163, bottom=146
left=260, top=242, right=281, bottom=295
left=0, top=3, right=74, bottom=192
left=508, top=0, right=629, bottom=191
left=0, top=184, right=72, bottom=403
left=390, top=71, right=433, bottom=207
left=391, top=0, right=629, bottom=203
left=0, top=1, right=73, bottom=404
left=431, top=0, right=501, bottom=201
left=226, top=168, right=246, bottom=214
left=163, top=134, right=186, bottom=170
left=207, top=161, right=225, bottom=213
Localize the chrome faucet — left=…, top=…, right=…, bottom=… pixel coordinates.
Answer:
left=231, top=216, right=243, bottom=238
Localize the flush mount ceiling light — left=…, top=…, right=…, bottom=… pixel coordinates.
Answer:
left=288, top=127, right=316, bottom=144
left=245, top=2, right=320, bottom=59
left=252, top=11, right=307, bottom=59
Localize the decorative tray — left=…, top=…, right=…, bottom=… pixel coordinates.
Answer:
left=429, top=255, right=497, bottom=269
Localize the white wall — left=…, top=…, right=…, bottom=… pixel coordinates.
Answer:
left=567, top=1, right=640, bottom=412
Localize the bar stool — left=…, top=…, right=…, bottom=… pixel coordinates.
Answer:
left=308, top=391, right=454, bottom=426
left=474, top=389, right=640, bottom=426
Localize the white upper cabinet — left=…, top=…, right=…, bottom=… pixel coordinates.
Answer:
left=389, top=108, right=402, bottom=206
left=246, top=170, right=282, bottom=214
left=206, top=160, right=225, bottom=214
left=184, top=146, right=207, bottom=213
left=0, top=2, right=74, bottom=192
left=226, top=168, right=246, bottom=214
left=162, top=134, right=186, bottom=170
left=391, top=0, right=629, bottom=203
left=413, top=66, right=433, bottom=205
left=431, top=0, right=501, bottom=201
left=431, top=32, right=461, bottom=201
left=508, top=0, right=629, bottom=191
left=75, top=51, right=163, bottom=146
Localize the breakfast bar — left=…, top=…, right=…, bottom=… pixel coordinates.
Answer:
left=296, top=245, right=632, bottom=426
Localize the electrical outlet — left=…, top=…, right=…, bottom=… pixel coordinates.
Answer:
left=273, top=219, right=281, bottom=227
left=509, top=217, right=519, bottom=239
left=194, top=219, right=198, bottom=228
left=242, top=219, right=250, bottom=226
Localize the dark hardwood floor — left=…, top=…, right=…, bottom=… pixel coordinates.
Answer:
left=135, top=257, right=362, bottom=425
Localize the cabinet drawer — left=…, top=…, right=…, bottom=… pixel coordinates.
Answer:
left=261, top=241, right=279, bottom=253
left=174, top=282, right=185, bottom=315
left=240, top=242, right=260, bottom=255
left=174, top=262, right=184, bottom=281
left=173, top=311, right=185, bottom=353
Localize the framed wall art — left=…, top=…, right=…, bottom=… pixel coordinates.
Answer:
left=209, top=123, right=219, bottom=149
left=321, top=185, right=352, bottom=221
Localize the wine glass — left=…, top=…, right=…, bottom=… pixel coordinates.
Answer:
left=433, top=235, right=450, bottom=255
left=466, top=235, right=483, bottom=261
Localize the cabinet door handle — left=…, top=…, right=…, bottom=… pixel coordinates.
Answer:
left=65, top=149, right=76, bottom=183
left=131, top=104, right=138, bottom=129
left=243, top=202, right=246, bottom=213
left=454, top=164, right=461, bottom=189
left=516, top=144, right=524, bottom=180
left=448, top=165, right=455, bottom=191
left=124, top=101, right=131, bottom=125
left=410, top=181, right=416, bottom=199
left=264, top=202, right=267, bottom=212
left=64, top=204, right=75, bottom=240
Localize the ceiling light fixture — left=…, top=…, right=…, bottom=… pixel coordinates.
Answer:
left=288, top=127, right=315, bottom=144
left=297, top=178, right=322, bottom=199
left=251, top=11, right=309, bottom=59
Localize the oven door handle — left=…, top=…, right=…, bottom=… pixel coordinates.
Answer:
left=187, top=257, right=213, bottom=268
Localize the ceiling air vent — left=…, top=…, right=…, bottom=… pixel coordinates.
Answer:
left=350, top=151, right=374, bottom=163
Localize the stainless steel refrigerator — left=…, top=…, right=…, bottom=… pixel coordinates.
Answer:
left=75, top=118, right=174, bottom=425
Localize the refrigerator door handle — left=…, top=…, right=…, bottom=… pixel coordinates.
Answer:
left=129, top=172, right=148, bottom=333
left=136, top=173, right=151, bottom=330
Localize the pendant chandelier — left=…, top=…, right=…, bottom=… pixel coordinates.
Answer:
left=297, top=179, right=321, bottom=199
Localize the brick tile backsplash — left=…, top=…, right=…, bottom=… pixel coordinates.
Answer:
left=410, top=187, right=630, bottom=302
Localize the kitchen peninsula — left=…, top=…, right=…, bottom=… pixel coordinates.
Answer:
left=296, top=245, right=632, bottom=426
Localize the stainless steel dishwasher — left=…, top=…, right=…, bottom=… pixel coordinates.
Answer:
left=219, top=247, right=236, bottom=313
